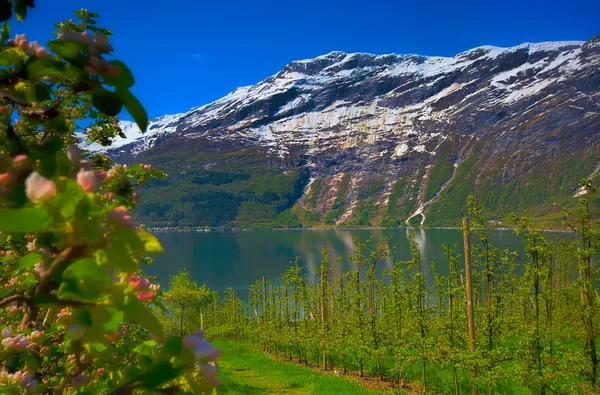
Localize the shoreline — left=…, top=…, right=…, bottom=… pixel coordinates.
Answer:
left=146, top=225, right=575, bottom=234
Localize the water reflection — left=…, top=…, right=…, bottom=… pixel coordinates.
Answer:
left=144, top=229, right=576, bottom=292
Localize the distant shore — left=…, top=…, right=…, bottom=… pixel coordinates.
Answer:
left=146, top=225, right=575, bottom=234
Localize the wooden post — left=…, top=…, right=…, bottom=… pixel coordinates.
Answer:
left=262, top=276, right=267, bottom=324
left=321, top=265, right=327, bottom=370
left=463, top=217, right=478, bottom=395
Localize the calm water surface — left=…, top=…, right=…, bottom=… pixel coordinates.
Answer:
left=145, top=229, right=576, bottom=292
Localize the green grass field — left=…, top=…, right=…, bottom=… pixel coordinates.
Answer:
left=214, top=340, right=389, bottom=394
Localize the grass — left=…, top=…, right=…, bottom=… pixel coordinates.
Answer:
left=214, top=340, right=389, bottom=394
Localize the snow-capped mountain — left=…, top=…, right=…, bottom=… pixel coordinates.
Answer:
left=87, top=34, right=600, bottom=228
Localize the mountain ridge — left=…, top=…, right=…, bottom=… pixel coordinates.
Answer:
left=83, top=35, right=600, bottom=229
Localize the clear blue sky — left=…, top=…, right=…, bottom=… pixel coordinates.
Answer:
left=17, top=0, right=600, bottom=120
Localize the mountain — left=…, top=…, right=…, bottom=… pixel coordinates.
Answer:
left=83, top=35, right=600, bottom=228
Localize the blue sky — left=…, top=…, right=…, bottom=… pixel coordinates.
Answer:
left=16, top=0, right=600, bottom=120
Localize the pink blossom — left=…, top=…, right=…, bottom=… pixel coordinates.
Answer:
left=12, top=155, right=29, bottom=170
left=149, top=283, right=160, bottom=292
left=0, top=173, right=11, bottom=185
left=1, top=370, right=38, bottom=392
left=27, top=330, right=43, bottom=341
left=79, top=159, right=92, bottom=171
left=92, top=368, right=105, bottom=376
left=26, top=240, right=35, bottom=252
left=183, top=331, right=221, bottom=365
left=109, top=206, right=135, bottom=229
left=28, top=41, right=52, bottom=59
left=137, top=292, right=154, bottom=302
left=25, top=172, right=56, bottom=202
left=14, top=34, right=28, bottom=50
left=104, top=64, right=121, bottom=76
left=97, top=171, right=107, bottom=182
left=93, top=31, right=113, bottom=52
left=129, top=276, right=151, bottom=291
left=76, top=170, right=98, bottom=192
left=1, top=327, right=12, bottom=339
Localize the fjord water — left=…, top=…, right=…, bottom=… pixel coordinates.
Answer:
left=145, top=229, right=576, bottom=292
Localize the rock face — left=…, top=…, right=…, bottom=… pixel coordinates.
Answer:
left=84, top=35, right=600, bottom=228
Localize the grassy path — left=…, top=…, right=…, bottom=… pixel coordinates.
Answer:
left=215, top=340, right=388, bottom=394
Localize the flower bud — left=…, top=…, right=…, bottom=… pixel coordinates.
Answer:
left=0, top=173, right=12, bottom=185
left=12, top=155, right=30, bottom=171
left=25, top=172, right=56, bottom=202
left=76, top=170, right=98, bottom=192
left=1, top=327, right=12, bottom=339
left=14, top=34, right=28, bottom=50
left=109, top=206, right=135, bottom=229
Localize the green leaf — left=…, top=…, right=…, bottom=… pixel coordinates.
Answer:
left=90, top=307, right=124, bottom=335
left=14, top=253, right=42, bottom=272
left=142, top=361, right=181, bottom=389
left=63, top=258, right=111, bottom=286
left=84, top=342, right=108, bottom=354
left=135, top=231, right=164, bottom=254
left=163, top=337, right=183, bottom=358
left=18, top=351, right=41, bottom=372
left=112, top=229, right=164, bottom=256
left=92, top=89, right=122, bottom=117
left=0, top=48, right=21, bottom=66
left=0, top=1, right=11, bottom=22
left=48, top=40, right=81, bottom=59
left=57, top=280, right=104, bottom=304
left=97, top=244, right=136, bottom=273
left=27, top=59, right=69, bottom=80
left=103, top=60, right=134, bottom=89
left=58, top=258, right=112, bottom=303
left=0, top=207, right=51, bottom=233
left=1, top=22, right=9, bottom=41
left=14, top=0, right=27, bottom=22
left=52, top=178, right=85, bottom=219
left=116, top=89, right=148, bottom=132
left=25, top=81, right=51, bottom=103
left=124, top=296, right=164, bottom=339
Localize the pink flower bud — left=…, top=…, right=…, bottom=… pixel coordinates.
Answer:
left=12, top=155, right=30, bottom=170
left=1, top=327, right=12, bottom=339
left=183, top=335, right=200, bottom=350
left=25, top=172, right=56, bottom=202
left=109, top=206, right=135, bottom=229
left=129, top=276, right=151, bottom=291
left=0, top=173, right=12, bottom=185
left=14, top=34, right=28, bottom=50
left=79, top=160, right=92, bottom=171
left=137, top=292, right=154, bottom=302
left=28, top=41, right=52, bottom=59
left=94, top=31, right=113, bottom=52
left=97, top=171, right=107, bottom=183
left=104, top=64, right=121, bottom=77
left=76, top=170, right=98, bottom=192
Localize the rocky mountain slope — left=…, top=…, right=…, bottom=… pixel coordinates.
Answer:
left=83, top=34, right=600, bottom=228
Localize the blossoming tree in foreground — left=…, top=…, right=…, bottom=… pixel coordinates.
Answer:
left=0, top=2, right=220, bottom=393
